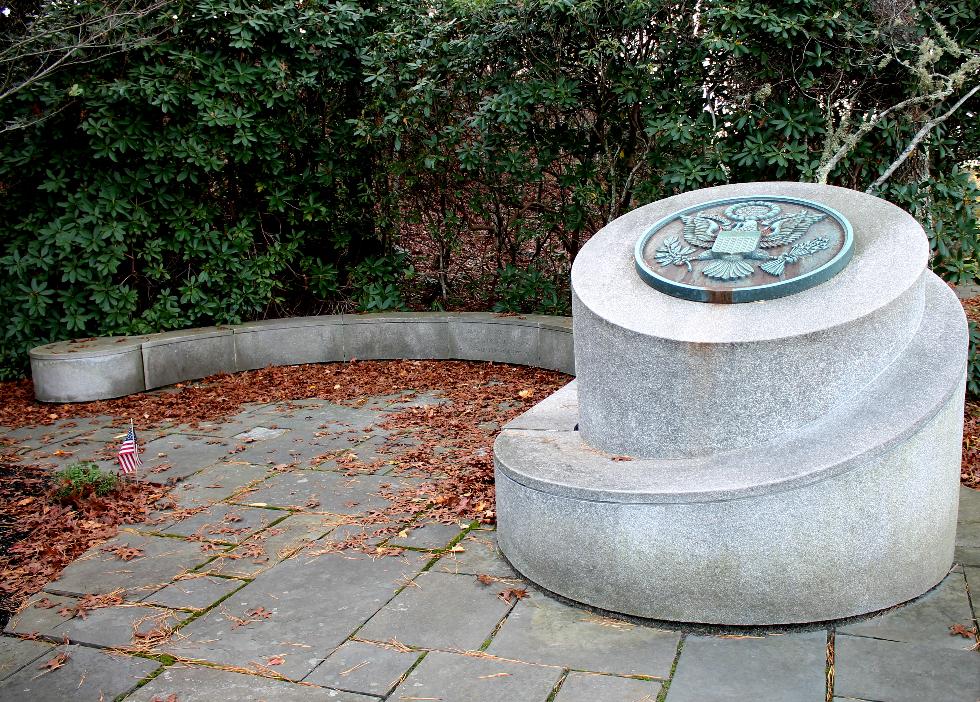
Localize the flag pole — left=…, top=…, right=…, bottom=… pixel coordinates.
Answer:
left=131, top=417, right=140, bottom=486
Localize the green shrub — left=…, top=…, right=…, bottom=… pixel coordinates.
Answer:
left=0, top=0, right=977, bottom=379
left=493, top=265, right=567, bottom=316
left=968, top=321, right=980, bottom=397
left=0, top=0, right=380, bottom=378
left=53, top=462, right=120, bottom=500
left=350, top=253, right=413, bottom=312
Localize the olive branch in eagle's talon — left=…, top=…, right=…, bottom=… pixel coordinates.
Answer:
left=654, top=235, right=697, bottom=271
left=760, top=237, right=830, bottom=277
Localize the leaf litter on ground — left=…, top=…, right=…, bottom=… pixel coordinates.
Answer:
left=0, top=360, right=569, bottom=622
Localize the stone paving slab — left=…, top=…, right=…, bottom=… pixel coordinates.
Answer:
left=356, top=571, right=512, bottom=651
left=206, top=513, right=344, bottom=578
left=235, top=426, right=290, bottom=442
left=221, top=434, right=326, bottom=467
left=310, top=437, right=403, bottom=473
left=833, top=633, right=980, bottom=702
left=486, top=591, right=680, bottom=678
left=0, top=644, right=157, bottom=702
left=235, top=470, right=416, bottom=514
left=126, top=664, right=377, bottom=701
left=839, top=568, right=975, bottom=648
left=141, top=574, right=245, bottom=610
left=161, top=503, right=282, bottom=544
left=44, top=532, right=210, bottom=597
left=75, top=423, right=173, bottom=445
left=555, top=671, right=662, bottom=702
left=253, top=402, right=379, bottom=432
left=21, top=438, right=107, bottom=470
left=959, top=484, right=980, bottom=517
left=665, top=632, right=827, bottom=702
left=957, top=486, right=979, bottom=566
left=0, top=418, right=110, bottom=449
left=305, top=640, right=422, bottom=697
left=53, top=603, right=183, bottom=648
left=4, top=593, right=77, bottom=636
left=171, top=412, right=274, bottom=438
left=169, top=462, right=271, bottom=508
left=376, top=390, right=450, bottom=411
left=165, top=552, right=427, bottom=680
left=965, top=566, right=980, bottom=619
left=392, top=650, right=562, bottom=702
left=386, top=521, right=466, bottom=550
left=0, top=636, right=54, bottom=681
left=139, top=434, right=233, bottom=480
left=956, top=517, right=979, bottom=566
left=432, top=530, right=517, bottom=577
left=325, top=522, right=397, bottom=549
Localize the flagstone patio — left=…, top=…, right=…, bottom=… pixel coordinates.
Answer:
left=1, top=395, right=978, bottom=702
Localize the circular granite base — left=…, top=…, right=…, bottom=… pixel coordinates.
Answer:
left=496, top=273, right=966, bottom=624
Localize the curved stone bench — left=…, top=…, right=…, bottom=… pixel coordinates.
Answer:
left=29, top=313, right=573, bottom=403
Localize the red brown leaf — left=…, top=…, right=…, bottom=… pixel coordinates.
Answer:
left=498, top=587, right=528, bottom=603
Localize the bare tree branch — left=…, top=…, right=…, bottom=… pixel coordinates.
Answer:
left=814, top=17, right=979, bottom=188
left=0, top=0, right=168, bottom=107
left=867, top=82, right=980, bottom=193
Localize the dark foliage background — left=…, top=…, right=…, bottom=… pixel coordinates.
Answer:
left=0, top=0, right=977, bottom=378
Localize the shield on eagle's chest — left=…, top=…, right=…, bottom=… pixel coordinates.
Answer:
left=711, top=223, right=762, bottom=255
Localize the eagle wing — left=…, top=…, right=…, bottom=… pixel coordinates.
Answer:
left=680, top=214, right=721, bottom=248
left=760, top=211, right=825, bottom=248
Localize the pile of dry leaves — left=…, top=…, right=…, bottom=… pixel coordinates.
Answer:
left=0, top=360, right=565, bottom=432
left=0, top=462, right=169, bottom=620
left=962, top=299, right=980, bottom=489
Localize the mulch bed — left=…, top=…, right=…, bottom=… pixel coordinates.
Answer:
left=0, top=463, right=169, bottom=626
left=962, top=298, right=980, bottom=490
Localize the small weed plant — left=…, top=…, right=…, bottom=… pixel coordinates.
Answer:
left=53, top=462, right=119, bottom=500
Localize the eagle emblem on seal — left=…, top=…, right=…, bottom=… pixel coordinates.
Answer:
left=653, top=200, right=831, bottom=281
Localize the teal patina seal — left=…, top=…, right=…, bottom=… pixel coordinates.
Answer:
left=634, top=196, right=853, bottom=303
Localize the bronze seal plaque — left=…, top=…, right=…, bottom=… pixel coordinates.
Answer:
left=634, top=196, right=853, bottom=303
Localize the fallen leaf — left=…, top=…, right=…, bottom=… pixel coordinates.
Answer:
left=498, top=587, right=528, bottom=603
left=38, top=651, right=69, bottom=673
left=949, top=623, right=977, bottom=638
left=476, top=574, right=495, bottom=586
left=105, top=546, right=144, bottom=561
left=240, top=543, right=265, bottom=560
left=266, top=655, right=285, bottom=666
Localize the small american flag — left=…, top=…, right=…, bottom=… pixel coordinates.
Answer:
left=117, top=423, right=142, bottom=475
